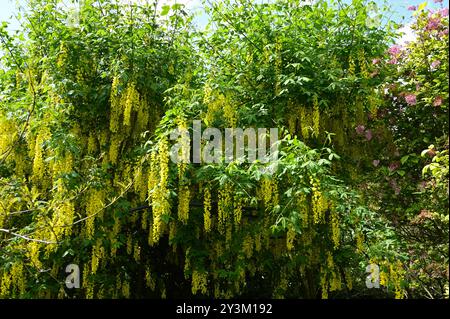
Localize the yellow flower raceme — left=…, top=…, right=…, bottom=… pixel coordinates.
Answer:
left=320, top=270, right=328, bottom=299
left=87, top=132, right=98, bottom=155
left=31, top=127, right=51, bottom=187
left=109, top=134, right=121, bottom=164
left=356, top=231, right=365, bottom=253
left=233, top=196, right=243, bottom=227
left=299, top=106, right=310, bottom=140
left=311, top=177, right=327, bottom=223
left=109, top=76, right=121, bottom=133
left=223, top=97, right=237, bottom=128
left=242, top=235, right=253, bottom=258
left=286, top=227, right=295, bottom=251
left=312, top=96, right=320, bottom=137
left=0, top=116, right=16, bottom=155
left=151, top=137, right=171, bottom=244
left=191, top=270, right=208, bottom=295
left=330, top=208, right=340, bottom=249
left=218, top=183, right=232, bottom=234
left=123, top=82, right=139, bottom=127
left=178, top=185, right=190, bottom=224
left=358, top=48, right=369, bottom=79
left=203, top=187, right=212, bottom=232
left=348, top=55, right=356, bottom=76
left=390, top=261, right=405, bottom=299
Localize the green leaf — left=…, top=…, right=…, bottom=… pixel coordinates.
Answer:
left=400, top=155, right=409, bottom=164
left=418, top=2, right=427, bottom=12
left=161, top=5, right=170, bottom=16
left=396, top=170, right=406, bottom=177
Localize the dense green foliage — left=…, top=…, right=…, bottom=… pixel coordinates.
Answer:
left=0, top=0, right=448, bottom=299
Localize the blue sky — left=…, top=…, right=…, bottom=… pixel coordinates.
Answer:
left=1, top=0, right=449, bottom=31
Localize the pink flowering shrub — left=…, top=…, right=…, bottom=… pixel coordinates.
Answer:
left=376, top=2, right=449, bottom=298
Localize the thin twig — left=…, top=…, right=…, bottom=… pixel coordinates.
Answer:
left=0, top=228, right=57, bottom=244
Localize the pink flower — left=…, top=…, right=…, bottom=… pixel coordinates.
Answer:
left=433, top=96, right=443, bottom=106
left=365, top=129, right=373, bottom=141
left=439, top=28, right=449, bottom=37
left=389, top=162, right=399, bottom=172
left=405, top=93, right=417, bottom=105
left=355, top=125, right=365, bottom=135
left=372, top=58, right=381, bottom=65
left=372, top=159, right=380, bottom=167
left=426, top=17, right=441, bottom=31
left=439, top=8, right=449, bottom=17
left=388, top=58, right=398, bottom=65
left=431, top=60, right=441, bottom=69
left=408, top=5, right=417, bottom=11
left=388, top=45, right=402, bottom=57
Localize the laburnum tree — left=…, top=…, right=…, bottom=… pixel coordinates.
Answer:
left=0, top=0, right=447, bottom=299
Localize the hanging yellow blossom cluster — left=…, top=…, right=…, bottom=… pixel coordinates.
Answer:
left=110, top=76, right=121, bottom=133
left=178, top=185, right=190, bottom=224
left=0, top=116, right=16, bottom=156
left=0, top=262, right=25, bottom=297
left=218, top=182, right=232, bottom=234
left=320, top=268, right=329, bottom=299
left=356, top=231, right=365, bottom=253
left=191, top=270, right=208, bottom=295
left=84, top=189, right=105, bottom=238
left=204, top=89, right=221, bottom=126
left=367, top=91, right=381, bottom=118
left=311, top=177, right=327, bottom=223
left=176, top=118, right=191, bottom=224
left=286, top=227, right=296, bottom=251
left=330, top=207, right=340, bottom=249
left=145, top=267, right=156, bottom=291
left=299, top=105, right=312, bottom=140
left=213, top=183, right=236, bottom=246
left=91, top=238, right=106, bottom=274
left=223, top=98, right=237, bottom=128
left=50, top=151, right=75, bottom=238
left=388, top=261, right=405, bottom=299
left=203, top=87, right=237, bottom=128
left=357, top=48, right=369, bottom=79
left=348, top=55, right=356, bottom=76
left=259, top=177, right=279, bottom=211
left=242, top=235, right=253, bottom=258
left=312, top=96, right=320, bottom=137
left=31, top=126, right=52, bottom=188
left=133, top=165, right=148, bottom=203
left=371, top=260, right=405, bottom=299
left=56, top=42, right=68, bottom=69
left=149, top=137, right=171, bottom=244
left=273, top=270, right=288, bottom=298
left=203, top=186, right=212, bottom=232
left=233, top=195, right=243, bottom=227
left=298, top=194, right=309, bottom=228
left=51, top=200, right=75, bottom=239
left=123, top=82, right=140, bottom=127
left=319, top=252, right=343, bottom=299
